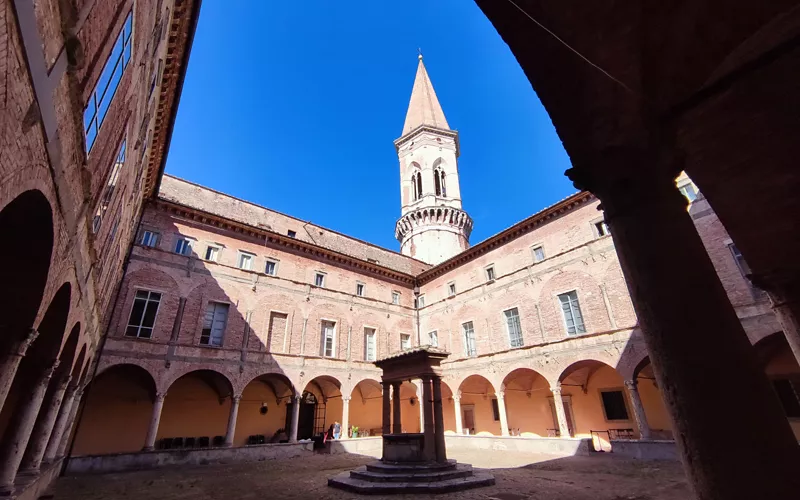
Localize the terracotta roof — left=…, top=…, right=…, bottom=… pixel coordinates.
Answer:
left=376, top=345, right=451, bottom=363
left=401, top=55, right=450, bottom=136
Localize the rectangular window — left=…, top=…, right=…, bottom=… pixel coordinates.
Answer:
left=174, top=237, right=193, bottom=256
left=417, top=295, right=425, bottom=308
left=491, top=399, right=501, bottom=421
left=205, top=245, right=220, bottom=262
left=392, top=291, right=401, bottom=305
left=428, top=330, right=438, bottom=347
left=140, top=230, right=159, bottom=248
left=237, top=252, right=254, bottom=270
left=400, top=334, right=411, bottom=350
left=200, top=302, right=229, bottom=346
left=364, top=328, right=376, bottom=361
left=504, top=308, right=524, bottom=348
left=485, top=265, right=495, bottom=282
left=84, top=12, right=134, bottom=151
left=448, top=282, right=456, bottom=297
left=679, top=183, right=697, bottom=202
left=315, top=272, right=326, bottom=287
left=92, top=141, right=127, bottom=233
left=728, top=243, right=752, bottom=277
left=265, top=259, right=278, bottom=276
left=148, top=59, right=162, bottom=98
left=321, top=321, right=336, bottom=358
left=356, top=283, right=365, bottom=297
left=532, top=245, right=545, bottom=262
left=594, top=220, right=609, bottom=237
left=558, top=291, right=586, bottom=335
left=773, top=379, right=800, bottom=418
left=125, top=290, right=161, bottom=338
left=287, top=230, right=296, bottom=238
left=462, top=321, right=477, bottom=357
left=600, top=390, right=630, bottom=421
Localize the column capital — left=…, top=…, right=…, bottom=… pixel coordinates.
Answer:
left=342, top=395, right=351, bottom=402
left=10, top=329, right=39, bottom=357
left=624, top=379, right=639, bottom=391
left=155, top=392, right=167, bottom=402
left=497, top=390, right=505, bottom=400
left=452, top=394, right=461, bottom=403
left=550, top=384, right=562, bottom=395
left=232, top=395, right=242, bottom=403
left=749, top=271, right=800, bottom=306
left=43, top=359, right=60, bottom=379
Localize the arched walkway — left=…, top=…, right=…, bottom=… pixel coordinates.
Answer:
left=349, top=379, right=382, bottom=437
left=235, top=373, right=296, bottom=445
left=72, top=364, right=157, bottom=455
left=457, top=375, right=499, bottom=436
left=501, top=368, right=552, bottom=437
left=632, top=357, right=672, bottom=440
left=298, top=376, right=342, bottom=440
left=754, top=333, right=800, bottom=439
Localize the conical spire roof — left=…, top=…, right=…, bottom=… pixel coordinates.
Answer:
left=401, top=55, right=449, bottom=136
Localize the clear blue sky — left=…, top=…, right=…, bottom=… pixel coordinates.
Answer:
left=165, top=0, right=576, bottom=251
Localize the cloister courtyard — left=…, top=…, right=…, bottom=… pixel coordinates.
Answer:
left=56, top=449, right=689, bottom=500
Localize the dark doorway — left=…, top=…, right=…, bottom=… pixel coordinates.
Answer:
left=285, top=391, right=319, bottom=440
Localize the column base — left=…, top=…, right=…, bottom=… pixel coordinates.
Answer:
left=141, top=446, right=155, bottom=452
left=14, top=467, right=39, bottom=477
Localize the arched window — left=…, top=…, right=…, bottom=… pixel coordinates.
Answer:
left=434, top=168, right=446, bottom=197
left=416, top=172, right=423, bottom=199
left=411, top=171, right=423, bottom=201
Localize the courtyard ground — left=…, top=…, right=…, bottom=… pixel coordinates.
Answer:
left=55, top=450, right=690, bottom=500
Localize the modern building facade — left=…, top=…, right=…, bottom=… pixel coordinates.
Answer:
left=68, top=58, right=799, bottom=464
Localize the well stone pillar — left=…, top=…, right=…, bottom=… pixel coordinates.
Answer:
left=224, top=395, right=241, bottom=447
left=341, top=396, right=350, bottom=439
left=381, top=382, right=391, bottom=435
left=0, top=360, right=58, bottom=495
left=391, top=382, right=402, bottom=434
left=289, top=394, right=301, bottom=443
left=421, top=376, right=435, bottom=461
left=624, top=379, right=651, bottom=439
left=142, top=392, right=166, bottom=451
left=55, top=387, right=83, bottom=459
left=453, top=393, right=463, bottom=435
left=496, top=390, right=509, bottom=437
left=43, top=383, right=78, bottom=463
left=550, top=385, right=570, bottom=438
left=432, top=376, right=447, bottom=463
left=567, top=146, right=800, bottom=498
left=417, top=383, right=425, bottom=432
left=0, top=329, right=38, bottom=413
left=19, top=373, right=71, bottom=474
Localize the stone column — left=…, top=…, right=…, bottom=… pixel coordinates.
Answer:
left=496, top=390, right=510, bottom=437
left=453, top=393, right=463, bottom=435
left=0, top=360, right=58, bottom=495
left=751, top=275, right=800, bottom=367
left=381, top=382, right=391, bottom=436
left=391, top=382, right=402, bottom=434
left=624, top=379, right=651, bottom=439
left=421, top=376, right=435, bottom=462
left=567, top=151, right=800, bottom=499
left=142, top=392, right=166, bottom=451
left=19, top=374, right=72, bottom=473
left=550, top=385, right=570, bottom=438
left=0, top=329, right=38, bottom=413
left=43, top=383, right=78, bottom=463
left=289, top=394, right=301, bottom=443
left=224, top=395, right=241, bottom=447
left=341, top=396, right=350, bottom=440
left=55, top=387, right=83, bottom=459
left=417, top=383, right=425, bottom=432
left=432, top=377, right=447, bottom=463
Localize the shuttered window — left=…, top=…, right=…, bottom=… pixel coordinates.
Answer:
left=201, top=302, right=229, bottom=346
left=321, top=321, right=336, bottom=358
left=126, top=290, right=161, bottom=338
left=505, top=308, right=524, bottom=348
left=428, top=330, right=438, bottom=347
left=92, top=141, right=127, bottom=233
left=463, top=321, right=477, bottom=357
left=400, top=334, right=411, bottom=350
left=365, top=328, right=376, bottom=361
left=558, top=291, right=586, bottom=335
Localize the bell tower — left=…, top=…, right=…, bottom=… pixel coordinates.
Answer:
left=394, top=55, right=473, bottom=265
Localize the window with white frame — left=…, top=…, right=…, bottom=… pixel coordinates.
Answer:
left=558, top=291, right=586, bottom=335
left=205, top=245, right=221, bottom=262
left=140, top=230, right=159, bottom=248
left=84, top=12, right=133, bottom=151
left=728, top=243, right=752, bottom=277
left=356, top=283, right=365, bottom=297
left=237, top=251, right=254, bottom=270
left=532, top=245, right=545, bottom=262
left=92, top=140, right=127, bottom=233
left=174, top=237, right=193, bottom=256
left=485, top=265, right=496, bottom=282
left=265, top=259, right=278, bottom=276
left=417, top=295, right=425, bottom=308
left=594, top=220, right=609, bottom=237
left=505, top=308, right=524, bottom=348
left=125, top=290, right=161, bottom=338
left=321, top=321, right=336, bottom=358
left=448, top=282, right=456, bottom=297
left=428, top=330, right=438, bottom=347
left=315, top=272, right=326, bottom=287
left=392, top=291, right=401, bottom=305
left=462, top=321, right=477, bottom=357
left=400, top=333, right=411, bottom=350
left=200, top=302, right=229, bottom=346
left=678, top=182, right=698, bottom=202
left=364, top=328, right=376, bottom=361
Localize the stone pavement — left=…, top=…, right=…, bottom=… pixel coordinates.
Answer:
left=55, top=450, right=690, bottom=500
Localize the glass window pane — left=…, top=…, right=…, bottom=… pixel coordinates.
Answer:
left=128, top=298, right=145, bottom=326
left=139, top=327, right=153, bottom=339
left=142, top=300, right=159, bottom=328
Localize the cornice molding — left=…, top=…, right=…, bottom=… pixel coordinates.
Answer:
left=393, top=125, right=460, bottom=156
left=395, top=206, right=473, bottom=243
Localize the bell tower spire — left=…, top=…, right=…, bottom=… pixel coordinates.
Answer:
left=394, top=55, right=473, bottom=265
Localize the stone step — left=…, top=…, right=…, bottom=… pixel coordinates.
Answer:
left=328, top=470, right=496, bottom=495
left=350, top=463, right=473, bottom=483
left=365, top=459, right=457, bottom=474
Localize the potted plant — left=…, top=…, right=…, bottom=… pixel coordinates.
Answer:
left=351, top=426, right=359, bottom=438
